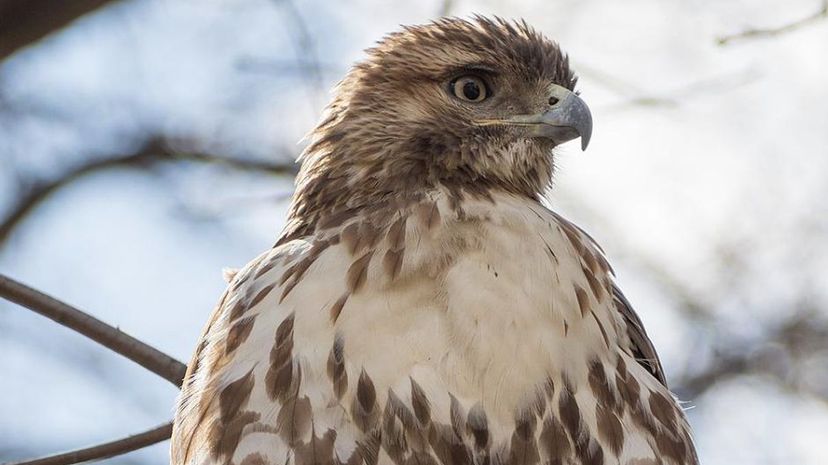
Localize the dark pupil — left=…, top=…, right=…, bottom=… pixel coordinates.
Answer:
left=462, top=81, right=480, bottom=100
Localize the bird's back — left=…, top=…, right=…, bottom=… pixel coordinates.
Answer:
left=171, top=189, right=697, bottom=465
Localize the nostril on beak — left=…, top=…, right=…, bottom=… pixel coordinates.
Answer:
left=548, top=96, right=560, bottom=106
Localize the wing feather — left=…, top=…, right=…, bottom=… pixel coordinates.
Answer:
left=611, top=284, right=667, bottom=387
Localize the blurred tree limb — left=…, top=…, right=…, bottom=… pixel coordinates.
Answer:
left=575, top=61, right=757, bottom=112
left=0, top=0, right=120, bottom=60
left=0, top=137, right=299, bottom=246
left=717, top=0, right=828, bottom=45
left=676, top=306, right=828, bottom=402
left=614, top=236, right=828, bottom=406
left=561, top=194, right=828, bottom=408
left=0, top=273, right=185, bottom=464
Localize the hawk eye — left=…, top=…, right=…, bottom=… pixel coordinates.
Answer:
left=450, top=75, right=488, bottom=102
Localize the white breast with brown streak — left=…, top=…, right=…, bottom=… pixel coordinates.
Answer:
left=171, top=189, right=695, bottom=465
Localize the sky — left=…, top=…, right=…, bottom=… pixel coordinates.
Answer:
left=1, top=0, right=827, bottom=463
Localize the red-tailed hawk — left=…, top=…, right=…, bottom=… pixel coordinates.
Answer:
left=171, top=17, right=698, bottom=465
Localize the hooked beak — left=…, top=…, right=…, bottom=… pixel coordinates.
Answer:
left=480, top=84, right=593, bottom=150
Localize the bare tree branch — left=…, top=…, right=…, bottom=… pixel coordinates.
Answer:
left=717, top=1, right=828, bottom=45
left=0, top=273, right=187, bottom=386
left=0, top=275, right=186, bottom=463
left=0, top=0, right=120, bottom=60
left=0, top=136, right=298, bottom=246
left=2, top=422, right=173, bottom=465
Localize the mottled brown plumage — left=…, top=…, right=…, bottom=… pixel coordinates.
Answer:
left=279, top=17, right=577, bottom=245
left=172, top=16, right=697, bottom=465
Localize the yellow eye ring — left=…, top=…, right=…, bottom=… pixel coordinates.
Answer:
left=450, top=76, right=488, bottom=102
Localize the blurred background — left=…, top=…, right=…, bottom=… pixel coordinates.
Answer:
left=1, top=0, right=827, bottom=463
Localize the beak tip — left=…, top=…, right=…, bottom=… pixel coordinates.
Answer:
left=564, top=91, right=592, bottom=151
left=578, top=105, right=593, bottom=151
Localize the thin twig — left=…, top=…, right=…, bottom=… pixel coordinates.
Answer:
left=2, top=422, right=173, bottom=465
left=576, top=60, right=757, bottom=112
left=272, top=0, right=325, bottom=107
left=717, top=1, right=828, bottom=45
left=0, top=273, right=187, bottom=386
left=0, top=137, right=298, bottom=245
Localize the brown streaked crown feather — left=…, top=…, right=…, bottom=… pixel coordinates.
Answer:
left=279, top=17, right=578, bottom=245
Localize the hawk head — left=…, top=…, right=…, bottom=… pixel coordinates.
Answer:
left=283, top=17, right=591, bottom=239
